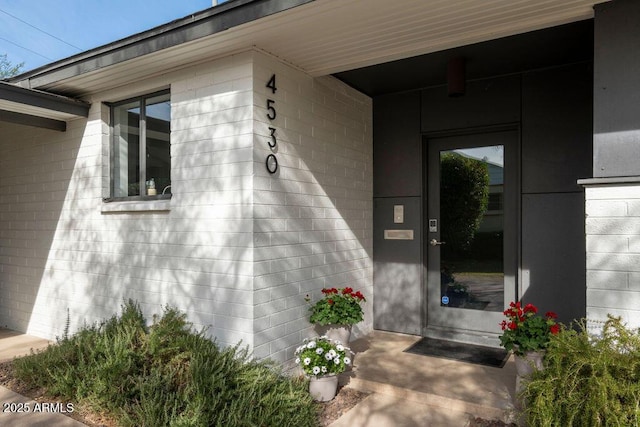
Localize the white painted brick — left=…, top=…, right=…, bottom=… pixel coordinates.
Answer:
left=586, top=185, right=640, bottom=200
left=0, top=49, right=373, bottom=363
left=586, top=199, right=628, bottom=217
left=587, top=270, right=628, bottom=290
left=586, top=235, right=629, bottom=253
left=586, top=217, right=640, bottom=235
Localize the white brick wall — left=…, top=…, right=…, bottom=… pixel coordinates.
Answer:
left=0, top=49, right=373, bottom=363
left=251, top=51, right=373, bottom=363
left=0, top=53, right=257, bottom=350
left=585, top=183, right=640, bottom=329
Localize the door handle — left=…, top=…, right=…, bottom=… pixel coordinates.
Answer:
left=430, top=239, right=446, bottom=246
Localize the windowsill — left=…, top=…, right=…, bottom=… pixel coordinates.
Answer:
left=101, top=194, right=171, bottom=213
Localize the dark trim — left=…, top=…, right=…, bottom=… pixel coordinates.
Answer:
left=423, top=123, right=519, bottom=139
left=578, top=176, right=640, bottom=186
left=0, top=81, right=89, bottom=117
left=0, top=110, right=66, bottom=131
left=10, top=0, right=314, bottom=90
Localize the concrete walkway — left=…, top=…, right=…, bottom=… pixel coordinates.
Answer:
left=0, top=329, right=86, bottom=427
left=331, top=331, right=517, bottom=426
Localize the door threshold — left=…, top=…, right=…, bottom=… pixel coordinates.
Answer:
left=423, top=325, right=501, bottom=348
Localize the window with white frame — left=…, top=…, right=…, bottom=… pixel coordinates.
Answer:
left=111, top=91, right=171, bottom=198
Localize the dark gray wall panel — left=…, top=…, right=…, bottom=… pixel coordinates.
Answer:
left=593, top=0, right=640, bottom=177
left=421, top=75, right=521, bottom=133
left=522, top=193, right=586, bottom=324
left=373, top=197, right=422, bottom=335
left=522, top=63, right=593, bottom=193
left=373, top=92, right=421, bottom=197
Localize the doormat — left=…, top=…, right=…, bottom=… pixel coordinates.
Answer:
left=404, top=337, right=509, bottom=368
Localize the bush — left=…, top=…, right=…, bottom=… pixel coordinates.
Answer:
left=13, top=301, right=318, bottom=426
left=440, top=152, right=489, bottom=255
left=522, top=315, right=640, bottom=426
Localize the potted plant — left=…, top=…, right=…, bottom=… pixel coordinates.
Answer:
left=306, top=287, right=366, bottom=343
left=499, top=301, right=560, bottom=395
left=295, top=336, right=352, bottom=401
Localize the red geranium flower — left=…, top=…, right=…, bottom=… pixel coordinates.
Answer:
left=499, top=301, right=562, bottom=355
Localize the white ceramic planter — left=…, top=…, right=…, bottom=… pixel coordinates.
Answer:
left=309, top=375, right=339, bottom=402
left=317, top=324, right=351, bottom=345
left=514, top=350, right=545, bottom=401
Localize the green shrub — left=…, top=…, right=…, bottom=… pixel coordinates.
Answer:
left=13, top=300, right=318, bottom=426
left=522, top=315, right=640, bottom=426
left=440, top=152, right=489, bottom=255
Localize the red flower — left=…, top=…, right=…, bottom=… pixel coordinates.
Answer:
left=500, top=320, right=507, bottom=331
left=550, top=324, right=560, bottom=335
left=327, top=299, right=334, bottom=305
left=342, top=287, right=353, bottom=295
left=524, top=303, right=537, bottom=314
left=508, top=322, right=517, bottom=330
left=546, top=311, right=558, bottom=319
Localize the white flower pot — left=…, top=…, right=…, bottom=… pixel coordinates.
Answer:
left=514, top=350, right=545, bottom=404
left=317, top=324, right=351, bottom=345
left=309, top=375, right=338, bottom=402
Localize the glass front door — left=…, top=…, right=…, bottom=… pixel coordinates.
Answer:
left=426, top=130, right=518, bottom=342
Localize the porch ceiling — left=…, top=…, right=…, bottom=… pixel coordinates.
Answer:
left=10, top=0, right=609, bottom=98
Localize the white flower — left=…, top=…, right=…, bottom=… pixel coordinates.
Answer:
left=336, top=344, right=344, bottom=351
left=344, top=357, right=351, bottom=365
left=321, top=366, right=327, bottom=373
left=304, top=357, right=311, bottom=366
left=334, top=357, right=341, bottom=365
left=315, top=348, right=324, bottom=355
left=295, top=357, right=301, bottom=365
left=312, top=366, right=321, bottom=375
left=307, top=341, right=316, bottom=349
left=325, top=353, right=333, bottom=361
left=328, top=349, right=337, bottom=358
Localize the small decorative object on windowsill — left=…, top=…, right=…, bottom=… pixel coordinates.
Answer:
left=295, top=336, right=352, bottom=402
left=305, top=287, right=366, bottom=344
left=146, top=178, right=157, bottom=196
left=499, top=301, right=561, bottom=397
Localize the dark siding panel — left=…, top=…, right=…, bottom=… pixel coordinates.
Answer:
left=522, top=63, right=593, bottom=193
left=421, top=75, right=521, bottom=133
left=373, top=197, right=422, bottom=335
left=373, top=92, right=422, bottom=198
left=594, top=0, right=640, bottom=177
left=522, top=193, right=586, bottom=324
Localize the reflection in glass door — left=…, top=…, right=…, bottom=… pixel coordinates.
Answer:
left=426, top=130, right=517, bottom=342
left=439, top=146, right=504, bottom=312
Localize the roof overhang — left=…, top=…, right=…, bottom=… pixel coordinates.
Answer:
left=0, top=81, right=90, bottom=131
left=8, top=0, right=610, bottom=99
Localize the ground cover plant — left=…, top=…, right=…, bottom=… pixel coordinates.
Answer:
left=522, top=315, right=640, bottom=426
left=12, top=301, right=318, bottom=426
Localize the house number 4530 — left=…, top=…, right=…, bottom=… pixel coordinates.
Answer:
left=265, top=74, right=278, bottom=174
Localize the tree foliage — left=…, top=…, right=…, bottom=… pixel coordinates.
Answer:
left=440, top=152, right=489, bottom=254
left=0, top=54, right=24, bottom=78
